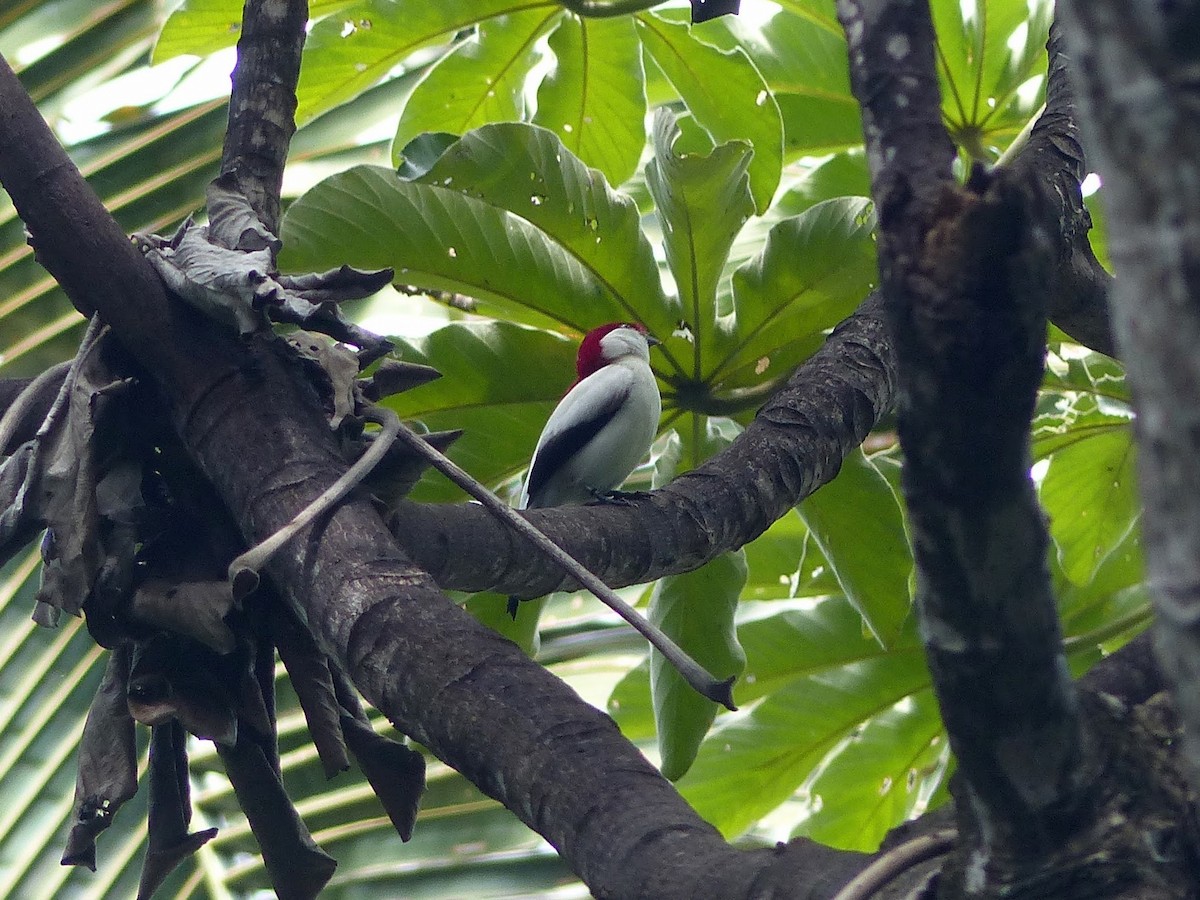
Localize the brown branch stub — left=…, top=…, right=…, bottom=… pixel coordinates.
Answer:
left=221, top=0, right=308, bottom=232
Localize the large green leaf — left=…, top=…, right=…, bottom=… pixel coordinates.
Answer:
left=391, top=9, right=559, bottom=155
left=676, top=599, right=930, bottom=838
left=715, top=197, right=876, bottom=390
left=154, top=0, right=354, bottom=63
left=645, top=110, right=753, bottom=378
left=772, top=0, right=841, bottom=34
left=296, top=0, right=553, bottom=124
left=280, top=164, right=627, bottom=330
left=692, top=5, right=861, bottom=158
left=1041, top=427, right=1139, bottom=587
left=412, top=123, right=676, bottom=338
left=798, top=449, right=913, bottom=646
left=930, top=0, right=1053, bottom=155
left=534, top=13, right=647, bottom=188
left=282, top=125, right=677, bottom=337
left=649, top=551, right=747, bottom=781
left=637, top=12, right=782, bottom=213
left=793, top=687, right=948, bottom=851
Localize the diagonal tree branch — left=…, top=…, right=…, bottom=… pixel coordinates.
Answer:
left=1011, top=22, right=1115, bottom=356
left=389, top=288, right=895, bottom=593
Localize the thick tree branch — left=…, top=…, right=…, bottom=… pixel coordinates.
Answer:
left=220, top=0, right=306, bottom=233
left=1011, top=22, right=1115, bottom=356
left=837, top=0, right=1093, bottom=883
left=1057, top=0, right=1200, bottom=785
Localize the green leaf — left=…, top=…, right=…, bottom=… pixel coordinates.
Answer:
left=411, top=123, right=676, bottom=338
left=715, top=197, right=877, bottom=389
left=793, top=687, right=949, bottom=851
left=465, top=593, right=546, bottom=656
left=152, top=0, right=248, bottom=63
left=296, top=0, right=552, bottom=124
left=392, top=9, right=560, bottom=155
left=154, top=0, right=353, bottom=63
left=280, top=164, right=636, bottom=331
left=378, top=321, right=575, bottom=501
left=798, top=449, right=913, bottom=646
left=1041, top=427, right=1139, bottom=586
left=649, top=552, right=747, bottom=780
left=772, top=0, right=841, bottom=35
left=646, top=110, right=753, bottom=378
left=637, top=12, right=782, bottom=213
left=1042, top=349, right=1130, bottom=404
left=778, top=93, right=866, bottom=158
left=772, top=152, right=872, bottom=218
left=677, top=600, right=931, bottom=838
left=534, top=14, right=647, bottom=187
left=931, top=0, right=1053, bottom=155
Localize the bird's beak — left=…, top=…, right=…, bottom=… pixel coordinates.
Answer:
left=645, top=333, right=662, bottom=347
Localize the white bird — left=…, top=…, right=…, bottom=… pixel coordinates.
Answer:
left=510, top=322, right=662, bottom=617
left=521, top=322, right=662, bottom=508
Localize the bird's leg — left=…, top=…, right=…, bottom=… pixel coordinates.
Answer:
left=585, top=486, right=650, bottom=506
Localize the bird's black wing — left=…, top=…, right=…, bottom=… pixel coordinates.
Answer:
left=524, top=382, right=629, bottom=507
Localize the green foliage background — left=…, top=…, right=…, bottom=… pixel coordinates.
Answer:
left=0, top=1, right=1143, bottom=898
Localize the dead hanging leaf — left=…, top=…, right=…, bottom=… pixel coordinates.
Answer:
left=286, top=330, right=359, bottom=428
left=127, top=635, right=238, bottom=744
left=340, top=714, right=426, bottom=842
left=134, top=218, right=276, bottom=335
left=356, top=358, right=441, bottom=402
left=217, top=736, right=338, bottom=899
left=32, top=318, right=131, bottom=623
left=0, top=440, right=37, bottom=569
left=270, top=600, right=350, bottom=779
left=136, top=722, right=218, bottom=900
left=329, top=667, right=426, bottom=842
left=129, top=579, right=235, bottom=654
left=136, top=174, right=393, bottom=360
left=62, top=646, right=138, bottom=871
left=205, top=172, right=282, bottom=254
left=0, top=359, right=70, bottom=455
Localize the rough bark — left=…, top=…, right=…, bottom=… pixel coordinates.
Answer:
left=1012, top=23, right=1115, bottom=357
left=220, top=0, right=305, bottom=233
left=838, top=1, right=1197, bottom=897
left=1057, top=0, right=1200, bottom=787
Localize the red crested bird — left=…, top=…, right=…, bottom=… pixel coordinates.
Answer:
left=509, top=322, right=662, bottom=617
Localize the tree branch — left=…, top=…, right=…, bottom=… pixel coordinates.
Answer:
left=1010, top=22, right=1115, bottom=356
left=220, top=0, right=306, bottom=232
left=837, top=0, right=1093, bottom=880
left=1057, top=0, right=1200, bottom=786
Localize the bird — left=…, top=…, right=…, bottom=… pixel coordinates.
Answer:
left=509, top=322, right=662, bottom=618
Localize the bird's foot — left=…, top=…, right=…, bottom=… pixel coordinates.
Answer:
left=586, top=487, right=649, bottom=506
